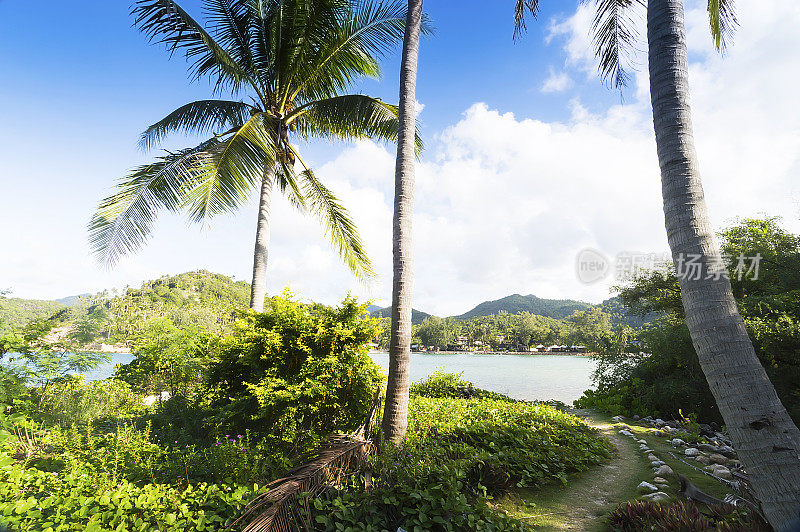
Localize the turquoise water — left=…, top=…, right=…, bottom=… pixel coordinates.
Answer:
left=368, top=352, right=596, bottom=404
left=9, top=351, right=596, bottom=404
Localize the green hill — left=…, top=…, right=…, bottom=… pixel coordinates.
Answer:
left=0, top=298, right=65, bottom=333
left=370, top=306, right=432, bottom=325
left=456, top=294, right=592, bottom=320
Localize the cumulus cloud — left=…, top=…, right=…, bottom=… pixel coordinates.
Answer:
left=541, top=68, right=574, bottom=93
left=4, top=1, right=800, bottom=320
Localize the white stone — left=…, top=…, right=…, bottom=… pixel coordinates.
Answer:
left=642, top=491, right=670, bottom=502
left=637, top=481, right=658, bottom=493
left=653, top=477, right=668, bottom=484
left=685, top=447, right=701, bottom=457
left=619, top=430, right=634, bottom=437
left=612, top=415, right=625, bottom=422
left=671, top=438, right=686, bottom=447
left=655, top=464, right=674, bottom=476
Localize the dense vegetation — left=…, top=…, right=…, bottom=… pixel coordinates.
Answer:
left=577, top=217, right=800, bottom=424
left=0, top=295, right=613, bottom=531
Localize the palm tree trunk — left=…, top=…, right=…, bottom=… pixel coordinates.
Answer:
left=249, top=165, right=274, bottom=311
left=647, top=1, right=800, bottom=528
left=382, top=0, right=423, bottom=446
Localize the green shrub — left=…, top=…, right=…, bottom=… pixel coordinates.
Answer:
left=115, top=319, right=211, bottom=398
left=37, top=376, right=146, bottom=424
left=204, top=294, right=382, bottom=452
left=308, top=395, right=611, bottom=530
left=410, top=370, right=472, bottom=398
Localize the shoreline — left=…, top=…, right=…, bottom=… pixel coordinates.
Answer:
left=370, top=350, right=596, bottom=357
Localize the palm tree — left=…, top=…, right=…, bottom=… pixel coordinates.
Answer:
left=517, top=0, right=800, bottom=527
left=381, top=0, right=423, bottom=446
left=90, top=0, right=411, bottom=311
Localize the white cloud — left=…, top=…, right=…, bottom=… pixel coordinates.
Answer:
left=541, top=68, right=574, bottom=93
left=3, top=1, right=800, bottom=320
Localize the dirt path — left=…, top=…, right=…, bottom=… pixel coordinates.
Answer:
left=497, top=409, right=649, bottom=531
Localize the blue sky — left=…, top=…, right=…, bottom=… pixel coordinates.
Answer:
left=2, top=1, right=800, bottom=315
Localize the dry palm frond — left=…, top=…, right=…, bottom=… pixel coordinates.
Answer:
left=231, top=434, right=375, bottom=531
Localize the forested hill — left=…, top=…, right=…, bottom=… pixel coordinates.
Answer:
left=369, top=306, right=432, bottom=325
left=456, top=294, right=592, bottom=320
left=0, top=298, right=65, bottom=333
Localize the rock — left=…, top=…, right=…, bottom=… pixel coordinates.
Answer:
left=719, top=445, right=737, bottom=458
left=694, top=455, right=711, bottom=464
left=637, top=481, right=658, bottom=493
left=647, top=453, right=659, bottom=461
left=708, top=465, right=733, bottom=480
left=619, top=430, right=634, bottom=437
left=612, top=415, right=625, bottom=422
left=653, top=477, right=668, bottom=484
left=641, top=449, right=653, bottom=454
left=697, top=443, right=718, bottom=453
left=638, top=439, right=647, bottom=444
left=642, top=491, right=670, bottom=502
left=655, top=465, right=674, bottom=476
left=671, top=438, right=686, bottom=447
left=651, top=461, right=664, bottom=467
left=685, top=447, right=701, bottom=457
left=633, top=415, right=640, bottom=420
left=709, top=453, right=728, bottom=465
left=654, top=418, right=665, bottom=427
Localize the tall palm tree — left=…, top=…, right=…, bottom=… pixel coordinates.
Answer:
left=381, top=0, right=423, bottom=446
left=517, top=0, right=800, bottom=527
left=90, top=0, right=411, bottom=311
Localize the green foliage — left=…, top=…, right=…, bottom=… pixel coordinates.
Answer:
left=607, top=500, right=769, bottom=531
left=115, top=318, right=211, bottom=397
left=36, top=376, right=146, bottom=425
left=578, top=217, right=800, bottom=423
left=0, top=298, right=64, bottom=335
left=410, top=370, right=473, bottom=398
left=0, top=460, right=256, bottom=531
left=205, top=294, right=383, bottom=450
left=310, top=395, right=610, bottom=530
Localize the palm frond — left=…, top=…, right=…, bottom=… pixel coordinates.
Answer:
left=591, top=0, right=644, bottom=90
left=232, top=435, right=375, bottom=532
left=132, top=0, right=256, bottom=94
left=513, top=0, right=540, bottom=39
left=288, top=0, right=409, bottom=104
left=288, top=147, right=374, bottom=280
left=708, top=0, right=737, bottom=51
left=139, top=99, right=253, bottom=151
left=204, top=0, right=260, bottom=79
left=289, top=94, right=422, bottom=153
left=182, top=112, right=278, bottom=222
left=89, top=139, right=220, bottom=266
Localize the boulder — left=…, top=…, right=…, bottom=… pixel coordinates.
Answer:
left=684, top=447, right=701, bottom=457
left=637, top=481, right=658, bottom=493
left=709, top=453, right=728, bottom=465
left=719, top=445, right=737, bottom=458
left=655, top=464, right=674, bottom=476
left=642, top=491, right=670, bottom=502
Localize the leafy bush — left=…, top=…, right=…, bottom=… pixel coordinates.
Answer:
left=115, top=319, right=211, bottom=397
left=607, top=500, right=769, bottom=531
left=36, top=376, right=146, bottom=424
left=308, top=395, right=611, bottom=531
left=0, top=460, right=256, bottom=531
left=410, top=370, right=472, bottom=398
left=205, top=294, right=383, bottom=451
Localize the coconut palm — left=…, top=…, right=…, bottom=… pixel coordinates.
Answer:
left=379, top=0, right=423, bottom=446
left=90, top=0, right=412, bottom=311
left=516, top=0, right=800, bottom=527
